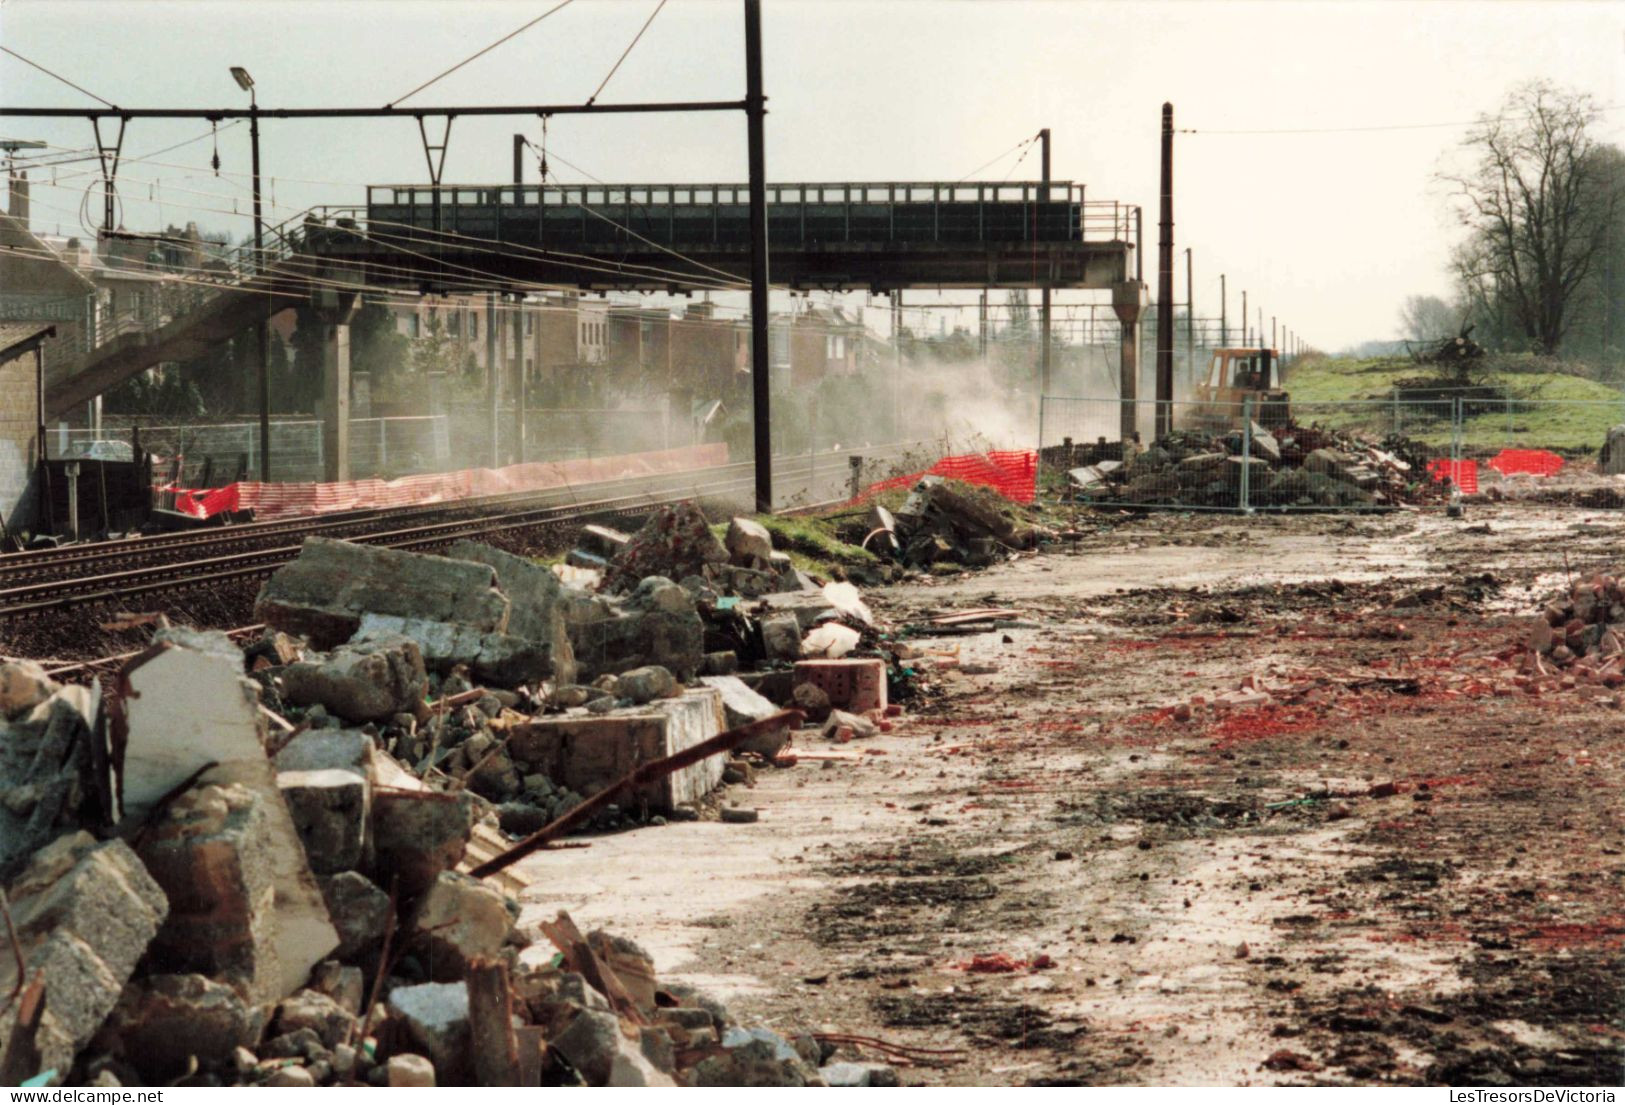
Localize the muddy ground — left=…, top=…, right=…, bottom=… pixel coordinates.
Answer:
left=520, top=505, right=1624, bottom=1087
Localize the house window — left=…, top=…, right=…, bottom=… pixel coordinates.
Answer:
left=408, top=314, right=420, bottom=338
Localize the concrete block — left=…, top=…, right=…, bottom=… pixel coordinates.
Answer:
left=699, top=675, right=790, bottom=758
left=725, top=516, right=774, bottom=566
left=318, top=871, right=391, bottom=962
left=566, top=577, right=704, bottom=683
left=760, top=611, right=803, bottom=662
left=386, top=982, right=470, bottom=1084
left=368, top=788, right=473, bottom=898
left=137, top=783, right=284, bottom=1004
left=444, top=540, right=577, bottom=685
left=96, top=973, right=262, bottom=1083
left=353, top=615, right=549, bottom=688
left=0, top=683, right=101, bottom=881
left=274, top=728, right=372, bottom=777
left=407, top=871, right=514, bottom=982
left=278, top=768, right=369, bottom=874
left=505, top=687, right=727, bottom=810
left=254, top=536, right=511, bottom=649
left=793, top=658, right=887, bottom=714
left=0, top=833, right=168, bottom=1078
left=280, top=638, right=427, bottom=723
left=122, top=629, right=339, bottom=998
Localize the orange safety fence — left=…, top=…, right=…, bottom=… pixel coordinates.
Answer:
left=164, top=443, right=731, bottom=522
left=1427, top=458, right=1479, bottom=494
left=1487, top=448, right=1565, bottom=478
left=850, top=449, right=1037, bottom=505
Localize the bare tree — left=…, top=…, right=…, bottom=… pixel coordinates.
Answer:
left=1396, top=294, right=1460, bottom=342
left=1441, top=82, right=1624, bottom=355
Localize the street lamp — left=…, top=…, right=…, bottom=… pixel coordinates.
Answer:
left=231, top=66, right=270, bottom=481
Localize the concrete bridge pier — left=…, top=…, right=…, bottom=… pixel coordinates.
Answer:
left=311, top=288, right=359, bottom=483
left=1113, top=280, right=1146, bottom=443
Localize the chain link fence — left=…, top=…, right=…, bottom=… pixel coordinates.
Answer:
left=1039, top=396, right=1466, bottom=512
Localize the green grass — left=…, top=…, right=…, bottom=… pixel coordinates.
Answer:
left=1282, top=355, right=1625, bottom=451
left=756, top=513, right=880, bottom=576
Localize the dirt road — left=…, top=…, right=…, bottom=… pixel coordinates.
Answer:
left=520, top=507, right=1625, bottom=1086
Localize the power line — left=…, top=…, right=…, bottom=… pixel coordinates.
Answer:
left=1180, top=102, right=1625, bottom=137
left=585, top=0, right=668, bottom=107
left=954, top=134, right=1036, bottom=184
left=385, top=0, right=577, bottom=109
left=0, top=46, right=116, bottom=109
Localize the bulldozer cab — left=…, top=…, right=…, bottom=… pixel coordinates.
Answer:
left=1189, top=348, right=1291, bottom=430
left=1205, top=348, right=1279, bottom=393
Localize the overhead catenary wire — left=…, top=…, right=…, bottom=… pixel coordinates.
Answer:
left=384, top=0, right=577, bottom=109
left=584, top=0, right=668, bottom=107
left=954, top=134, right=1037, bottom=184
left=1179, top=102, right=1625, bottom=136
left=0, top=45, right=117, bottom=109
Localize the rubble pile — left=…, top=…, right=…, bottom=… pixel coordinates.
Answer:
left=0, top=507, right=919, bottom=1087
left=1065, top=422, right=1440, bottom=508
left=1524, top=573, right=1625, bottom=682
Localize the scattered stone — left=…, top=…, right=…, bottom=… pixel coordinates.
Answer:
left=318, top=870, right=392, bottom=962
left=96, top=973, right=261, bottom=1083
left=700, top=676, right=792, bottom=759
left=386, top=982, right=471, bottom=1083
left=726, top=517, right=775, bottom=567
left=720, top=807, right=760, bottom=824
left=368, top=788, right=474, bottom=898
left=272, top=988, right=357, bottom=1049
left=790, top=681, right=832, bottom=723
left=602, top=502, right=729, bottom=594
left=760, top=611, right=804, bottom=662
left=617, top=665, right=678, bottom=705
left=386, top=1053, right=437, bottom=1087
left=821, top=1061, right=900, bottom=1087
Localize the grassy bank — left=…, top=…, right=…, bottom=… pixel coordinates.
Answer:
left=1283, top=356, right=1625, bottom=451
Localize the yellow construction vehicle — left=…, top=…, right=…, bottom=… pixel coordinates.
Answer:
left=1192, top=347, right=1290, bottom=429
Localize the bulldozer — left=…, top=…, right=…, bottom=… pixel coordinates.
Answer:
left=1190, top=347, right=1291, bottom=430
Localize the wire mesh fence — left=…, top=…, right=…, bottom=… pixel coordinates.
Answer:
left=1039, top=396, right=1463, bottom=512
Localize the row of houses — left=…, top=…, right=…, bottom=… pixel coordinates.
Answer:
left=382, top=292, right=871, bottom=399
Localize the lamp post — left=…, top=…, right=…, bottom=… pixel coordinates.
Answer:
left=232, top=66, right=271, bottom=482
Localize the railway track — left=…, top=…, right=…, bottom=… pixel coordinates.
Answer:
left=0, top=449, right=892, bottom=620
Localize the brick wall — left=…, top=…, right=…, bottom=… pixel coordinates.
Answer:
left=0, top=350, right=40, bottom=533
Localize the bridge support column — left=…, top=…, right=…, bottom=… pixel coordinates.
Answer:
left=1113, top=280, right=1147, bottom=443
left=320, top=323, right=350, bottom=483
left=312, top=288, right=359, bottom=484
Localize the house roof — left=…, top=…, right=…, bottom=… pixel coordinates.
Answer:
left=0, top=323, right=58, bottom=363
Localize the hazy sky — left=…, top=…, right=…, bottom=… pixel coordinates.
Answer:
left=2, top=0, right=1621, bottom=350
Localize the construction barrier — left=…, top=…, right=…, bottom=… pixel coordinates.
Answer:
left=852, top=449, right=1038, bottom=505
left=1487, top=448, right=1565, bottom=478
left=166, top=443, right=731, bottom=521
left=1427, top=458, right=1479, bottom=494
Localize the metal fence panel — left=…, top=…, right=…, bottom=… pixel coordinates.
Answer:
left=1039, top=396, right=1461, bottom=512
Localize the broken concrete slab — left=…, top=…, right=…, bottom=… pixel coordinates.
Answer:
left=407, top=871, right=515, bottom=982
left=317, top=871, right=391, bottom=962
left=759, top=610, right=803, bottom=662
left=254, top=536, right=511, bottom=650
left=601, top=502, right=729, bottom=594
left=279, top=638, right=427, bottom=724
left=0, top=659, right=54, bottom=720
left=0, top=680, right=103, bottom=882
left=506, top=687, right=728, bottom=811
left=0, top=833, right=168, bottom=1079
left=121, top=629, right=339, bottom=998
left=274, top=728, right=372, bottom=778
left=95, top=973, right=262, bottom=1083
left=368, top=787, right=474, bottom=899
left=698, top=676, right=791, bottom=759
left=136, top=783, right=284, bottom=1004
left=278, top=768, right=369, bottom=875
left=566, top=576, right=705, bottom=683
left=752, top=590, right=837, bottom=631
left=725, top=517, right=774, bottom=567
left=576, top=524, right=630, bottom=560
left=271, top=988, right=356, bottom=1050
left=352, top=615, right=550, bottom=688
left=444, top=540, right=578, bottom=686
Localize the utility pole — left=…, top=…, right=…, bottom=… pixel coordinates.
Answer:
left=513, top=134, right=524, bottom=186
left=978, top=289, right=987, bottom=360
left=1039, top=127, right=1052, bottom=397
left=230, top=67, right=272, bottom=483
left=744, top=0, right=772, bottom=513
left=1184, top=246, right=1193, bottom=394
left=1219, top=273, right=1227, bottom=347
left=1154, top=103, right=1174, bottom=438
left=485, top=290, right=499, bottom=466
left=1241, top=290, right=1248, bottom=345
left=1258, top=307, right=1264, bottom=352
left=511, top=292, right=526, bottom=464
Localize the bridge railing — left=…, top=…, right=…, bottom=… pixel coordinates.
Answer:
left=355, top=180, right=1135, bottom=249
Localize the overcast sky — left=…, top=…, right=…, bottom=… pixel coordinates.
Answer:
left=2, top=0, right=1622, bottom=350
